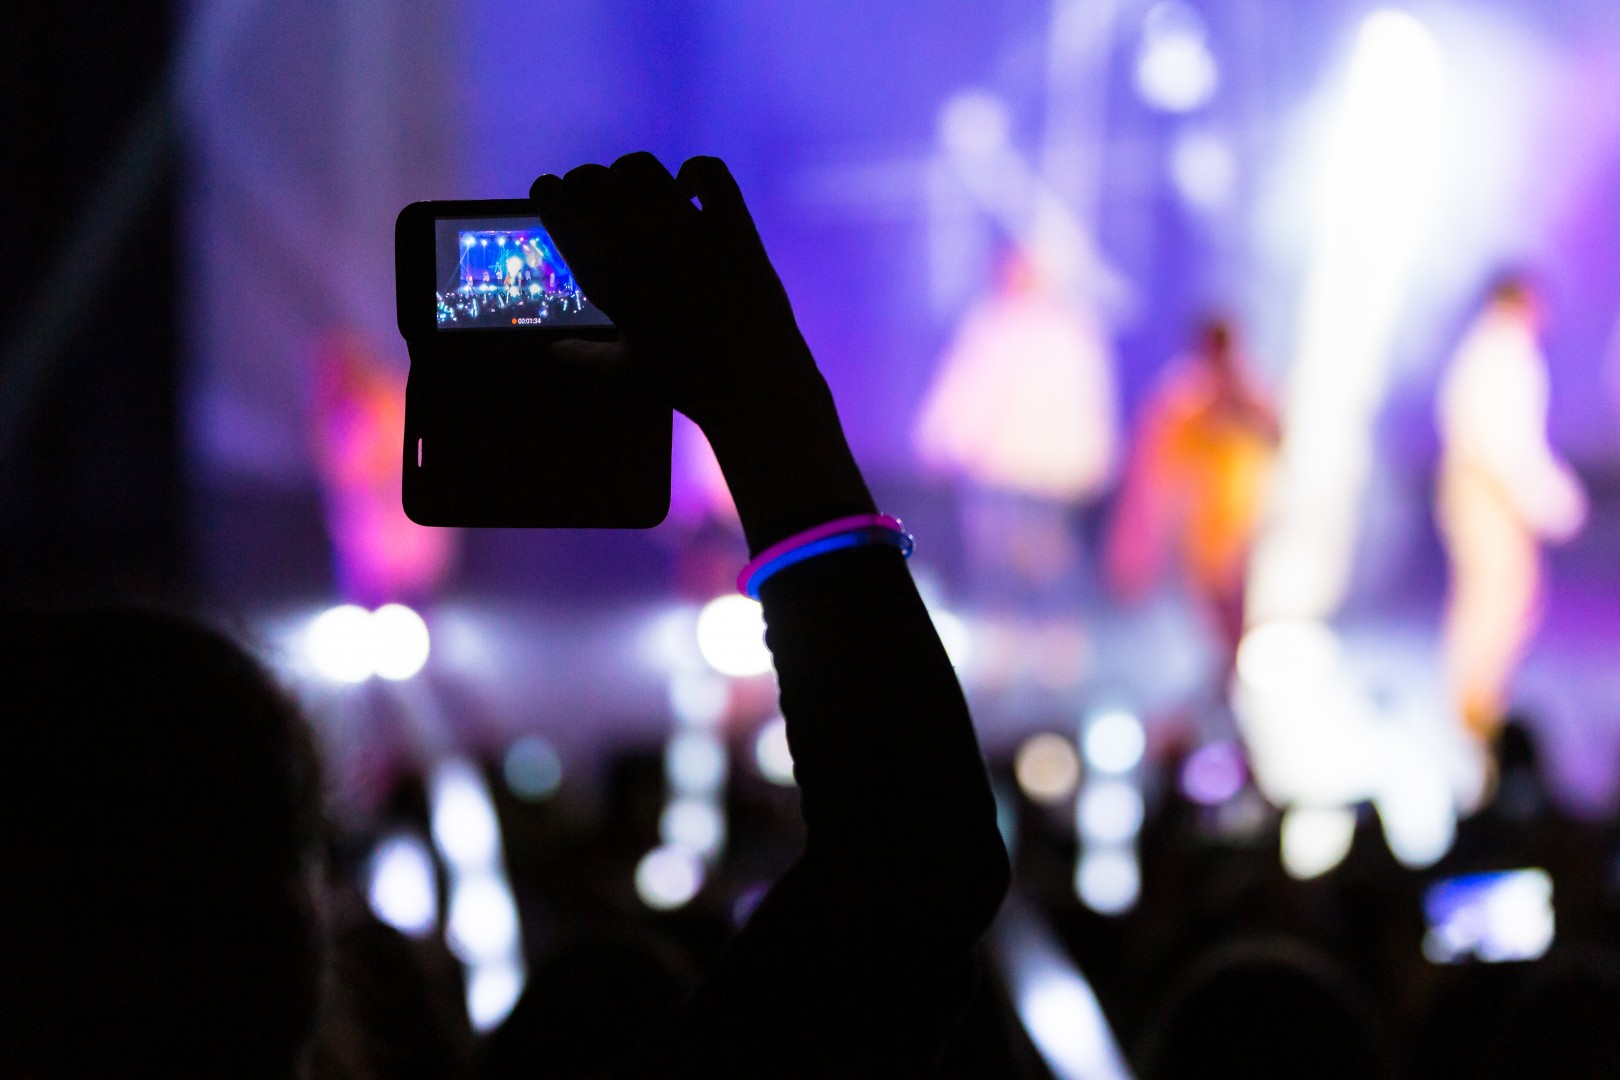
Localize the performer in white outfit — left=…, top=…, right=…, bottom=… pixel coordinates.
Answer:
left=1436, top=276, right=1586, bottom=743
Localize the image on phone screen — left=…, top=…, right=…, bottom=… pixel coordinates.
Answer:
left=432, top=216, right=613, bottom=330
left=1422, top=868, right=1554, bottom=964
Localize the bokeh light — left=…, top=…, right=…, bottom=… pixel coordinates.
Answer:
left=1014, top=732, right=1082, bottom=804
left=635, top=844, right=706, bottom=911
left=502, top=735, right=563, bottom=801
left=695, top=595, right=773, bottom=677
left=365, top=832, right=438, bottom=938
left=753, top=717, right=796, bottom=786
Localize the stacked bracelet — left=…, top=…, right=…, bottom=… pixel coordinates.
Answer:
left=737, top=513, right=915, bottom=600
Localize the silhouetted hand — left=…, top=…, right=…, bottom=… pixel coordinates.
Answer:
left=531, top=153, right=875, bottom=554
left=531, top=153, right=819, bottom=436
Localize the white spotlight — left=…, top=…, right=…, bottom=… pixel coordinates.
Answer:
left=665, top=731, right=728, bottom=796
left=695, top=595, right=773, bottom=678
left=667, top=669, right=729, bottom=728
left=1135, top=2, right=1219, bottom=113
left=635, top=844, right=705, bottom=911
left=446, top=875, right=521, bottom=964
left=1076, top=848, right=1141, bottom=915
left=1078, top=781, right=1145, bottom=845
left=1280, top=805, right=1358, bottom=880
left=430, top=760, right=502, bottom=869
left=753, top=717, right=796, bottom=786
left=365, top=832, right=438, bottom=938
left=371, top=603, right=430, bottom=680
left=1084, top=711, right=1145, bottom=774
left=659, top=798, right=726, bottom=859
left=1014, top=733, right=1082, bottom=805
left=306, top=604, right=375, bottom=683
left=465, top=960, right=526, bottom=1033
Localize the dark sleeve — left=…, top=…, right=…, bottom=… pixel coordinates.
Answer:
left=618, top=544, right=1011, bottom=1077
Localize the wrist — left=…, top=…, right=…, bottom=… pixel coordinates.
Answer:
left=700, top=375, right=877, bottom=556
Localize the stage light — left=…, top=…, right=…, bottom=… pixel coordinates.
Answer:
left=1170, top=128, right=1235, bottom=210
left=371, top=603, right=430, bottom=680
left=502, top=735, right=562, bottom=801
left=1180, top=741, right=1247, bottom=805
left=306, top=604, right=375, bottom=683
left=446, top=874, right=521, bottom=964
left=1235, top=619, right=1339, bottom=696
left=1376, top=743, right=1455, bottom=869
left=695, top=595, right=773, bottom=677
left=1078, top=781, right=1144, bottom=845
left=1019, top=972, right=1127, bottom=1080
left=1245, top=9, right=1444, bottom=627
left=635, top=844, right=705, bottom=910
left=1076, top=848, right=1140, bottom=915
left=665, top=731, right=727, bottom=796
left=365, top=832, right=438, bottom=938
left=430, top=760, right=502, bottom=869
left=667, top=668, right=729, bottom=727
left=929, top=606, right=974, bottom=670
left=659, top=797, right=725, bottom=858
left=465, top=960, right=526, bottom=1034
left=753, top=717, right=796, bottom=786
left=999, top=904, right=1133, bottom=1079
left=938, top=90, right=1012, bottom=161
left=496, top=235, right=506, bottom=246
left=1280, top=806, right=1357, bottom=880
left=1083, top=710, right=1145, bottom=774
left=1134, top=2, right=1218, bottom=113
left=463, top=235, right=475, bottom=246
left=1014, top=733, right=1081, bottom=805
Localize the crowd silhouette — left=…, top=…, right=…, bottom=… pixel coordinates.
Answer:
left=3, top=154, right=1617, bottom=1078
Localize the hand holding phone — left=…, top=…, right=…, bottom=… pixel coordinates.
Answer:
left=531, top=154, right=823, bottom=439
left=395, top=200, right=670, bottom=528
left=533, top=154, right=876, bottom=554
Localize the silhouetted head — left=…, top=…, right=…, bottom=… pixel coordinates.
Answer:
left=1487, top=271, right=1542, bottom=329
left=0, top=609, right=326, bottom=1077
left=1488, top=952, right=1620, bottom=1079
left=1135, top=937, right=1389, bottom=1079
left=479, top=925, right=696, bottom=1078
left=1196, top=315, right=1240, bottom=380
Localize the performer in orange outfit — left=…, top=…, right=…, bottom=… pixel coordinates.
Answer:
left=1436, top=276, right=1586, bottom=743
left=311, top=334, right=458, bottom=606
left=1106, top=317, right=1279, bottom=666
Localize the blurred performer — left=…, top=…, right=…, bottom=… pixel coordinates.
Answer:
left=1437, top=276, right=1586, bottom=742
left=312, top=334, right=458, bottom=606
left=914, top=251, right=1117, bottom=617
left=1106, top=317, right=1279, bottom=666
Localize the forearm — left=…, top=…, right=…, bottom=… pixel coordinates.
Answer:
left=700, top=369, right=877, bottom=557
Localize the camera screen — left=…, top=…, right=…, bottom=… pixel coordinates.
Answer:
left=433, top=215, right=612, bottom=330
left=1422, top=868, right=1554, bottom=964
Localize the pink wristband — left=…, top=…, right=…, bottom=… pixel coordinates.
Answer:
left=736, top=513, right=909, bottom=598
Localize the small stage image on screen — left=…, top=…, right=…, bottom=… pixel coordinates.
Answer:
left=433, top=216, right=612, bottom=330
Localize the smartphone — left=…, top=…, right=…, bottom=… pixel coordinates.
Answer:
left=1422, top=868, right=1554, bottom=964
left=395, top=199, right=671, bottom=528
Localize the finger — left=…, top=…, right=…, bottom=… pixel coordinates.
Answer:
left=676, top=156, right=755, bottom=230
left=610, top=151, right=681, bottom=200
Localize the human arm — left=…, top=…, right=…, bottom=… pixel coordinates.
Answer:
left=533, top=153, right=1010, bottom=1074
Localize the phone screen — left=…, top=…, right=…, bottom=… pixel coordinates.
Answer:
left=1422, top=868, right=1554, bottom=964
left=433, top=215, right=612, bottom=330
